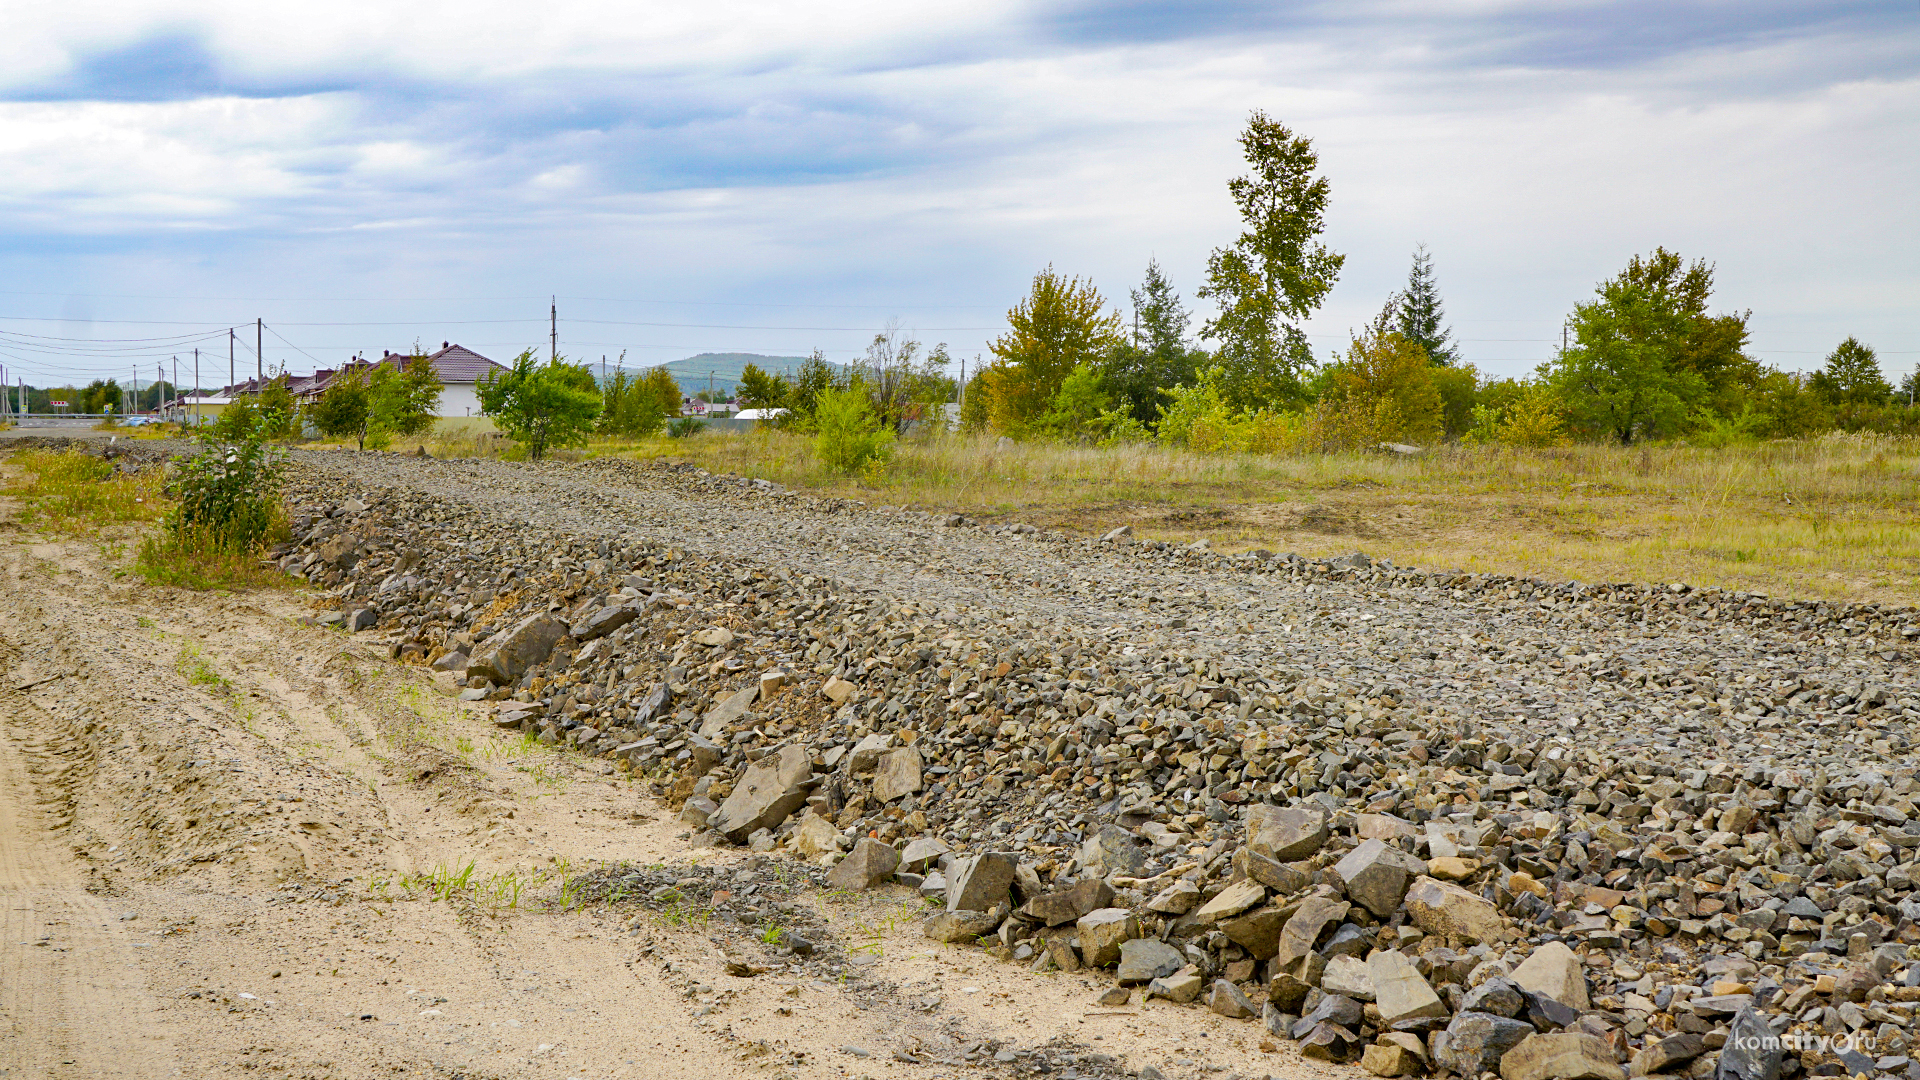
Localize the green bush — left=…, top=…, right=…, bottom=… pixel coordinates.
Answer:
left=667, top=417, right=705, bottom=438
left=813, top=386, right=893, bottom=473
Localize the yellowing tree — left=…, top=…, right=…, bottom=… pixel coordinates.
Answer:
left=1319, top=317, right=1444, bottom=447
left=983, top=267, right=1122, bottom=435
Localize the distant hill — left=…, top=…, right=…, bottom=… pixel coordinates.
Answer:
left=604, top=353, right=810, bottom=398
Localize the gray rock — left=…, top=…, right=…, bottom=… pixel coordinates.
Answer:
left=1236, top=848, right=1313, bottom=895
left=1209, top=979, right=1257, bottom=1019
left=924, top=909, right=1000, bottom=943
left=1025, top=878, right=1114, bottom=927
left=466, top=613, right=567, bottom=685
left=1273, top=894, right=1351, bottom=970
left=430, top=649, right=468, bottom=673
left=1293, top=994, right=1364, bottom=1039
left=699, top=684, right=757, bottom=738
left=1115, top=938, right=1184, bottom=984
left=1462, top=977, right=1526, bottom=1018
left=1510, top=941, right=1590, bottom=1011
left=1403, top=875, right=1506, bottom=944
left=570, top=604, right=637, bottom=641
left=1434, top=1011, right=1536, bottom=1078
left=1146, top=879, right=1201, bottom=915
left=1322, top=954, right=1375, bottom=1001
left=1148, top=972, right=1204, bottom=1003
left=826, top=837, right=900, bottom=891
left=1299, top=1022, right=1360, bottom=1063
left=1631, top=1034, right=1707, bottom=1077
left=1078, top=824, right=1148, bottom=877
left=1369, top=949, right=1448, bottom=1025
left=1075, top=908, right=1138, bottom=967
left=946, top=851, right=1018, bottom=913
left=846, top=732, right=893, bottom=773
left=1499, top=1032, right=1626, bottom=1080
left=709, top=744, right=813, bottom=842
left=899, top=836, right=950, bottom=873
left=1191, top=878, right=1266, bottom=925
left=347, top=607, right=378, bottom=632
left=872, top=746, right=923, bottom=803
left=1333, top=838, right=1429, bottom=917
left=1220, top=904, right=1290, bottom=960
left=1714, top=1006, right=1783, bottom=1080
left=1246, top=804, right=1330, bottom=861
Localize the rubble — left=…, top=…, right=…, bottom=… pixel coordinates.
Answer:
left=272, top=453, right=1920, bottom=1080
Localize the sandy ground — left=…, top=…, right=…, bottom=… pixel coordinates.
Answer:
left=0, top=497, right=1338, bottom=1080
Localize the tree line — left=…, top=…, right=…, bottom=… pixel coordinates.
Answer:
left=957, top=112, right=1915, bottom=451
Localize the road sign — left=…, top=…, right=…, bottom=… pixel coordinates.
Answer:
left=50, top=400, right=67, bottom=407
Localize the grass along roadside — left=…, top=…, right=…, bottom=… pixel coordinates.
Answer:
left=522, top=427, right=1920, bottom=605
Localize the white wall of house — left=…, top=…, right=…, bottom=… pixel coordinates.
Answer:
left=441, top=382, right=486, bottom=418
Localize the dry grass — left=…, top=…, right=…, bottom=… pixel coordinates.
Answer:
left=1, top=449, right=167, bottom=534
left=563, top=427, right=1920, bottom=606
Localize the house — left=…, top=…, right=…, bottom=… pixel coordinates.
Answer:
left=240, top=343, right=510, bottom=433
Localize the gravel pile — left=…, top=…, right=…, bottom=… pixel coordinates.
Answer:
left=275, top=450, right=1920, bottom=1080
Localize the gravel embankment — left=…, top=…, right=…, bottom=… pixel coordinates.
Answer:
left=278, top=449, right=1919, bottom=1080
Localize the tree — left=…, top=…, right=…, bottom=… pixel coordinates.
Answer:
left=784, top=350, right=845, bottom=428
left=79, top=379, right=123, bottom=415
left=735, top=363, right=792, bottom=411
left=1319, top=307, right=1445, bottom=446
left=255, top=375, right=299, bottom=440
left=853, top=326, right=955, bottom=434
left=813, top=385, right=893, bottom=474
left=307, top=364, right=372, bottom=448
left=1198, top=111, right=1345, bottom=411
left=477, top=350, right=602, bottom=459
left=1544, top=259, right=1708, bottom=445
left=1104, top=260, right=1205, bottom=428
left=982, top=266, right=1123, bottom=434
left=1810, top=337, right=1891, bottom=405
left=1392, top=244, right=1458, bottom=366
left=599, top=365, right=681, bottom=437
left=365, top=355, right=444, bottom=445
left=1618, top=248, right=1757, bottom=410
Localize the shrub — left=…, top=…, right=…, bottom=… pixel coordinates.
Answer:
left=667, top=417, right=705, bottom=439
left=136, top=433, right=291, bottom=591
left=814, top=386, right=893, bottom=474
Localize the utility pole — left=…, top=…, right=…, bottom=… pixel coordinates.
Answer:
left=229, top=328, right=236, bottom=395
left=257, top=318, right=263, bottom=382
left=171, top=359, right=178, bottom=420
left=550, top=297, right=557, bottom=363
left=194, top=348, right=200, bottom=429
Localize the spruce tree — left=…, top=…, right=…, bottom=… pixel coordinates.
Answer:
left=1394, top=243, right=1457, bottom=366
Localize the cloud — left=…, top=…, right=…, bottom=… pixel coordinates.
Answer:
left=0, top=1, right=1913, bottom=381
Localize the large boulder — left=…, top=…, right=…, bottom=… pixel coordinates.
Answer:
left=709, top=744, right=813, bottom=842
left=1500, top=1033, right=1626, bottom=1080
left=826, top=837, right=900, bottom=891
left=1333, top=838, right=1429, bottom=917
left=1510, top=941, right=1591, bottom=1010
left=1245, top=804, right=1330, bottom=861
left=1404, top=875, right=1506, bottom=943
left=946, top=851, right=1019, bottom=912
left=466, top=613, right=567, bottom=685
left=872, top=746, right=923, bottom=803
left=1631, top=1034, right=1707, bottom=1077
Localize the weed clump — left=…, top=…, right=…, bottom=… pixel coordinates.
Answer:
left=3, top=449, right=166, bottom=534
left=136, top=433, right=292, bottom=590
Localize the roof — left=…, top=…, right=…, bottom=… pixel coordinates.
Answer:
left=373, top=343, right=506, bottom=385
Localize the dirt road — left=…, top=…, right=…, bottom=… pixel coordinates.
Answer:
left=0, top=463, right=1313, bottom=1080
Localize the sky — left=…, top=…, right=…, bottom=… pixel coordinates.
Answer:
left=0, top=0, right=1915, bottom=390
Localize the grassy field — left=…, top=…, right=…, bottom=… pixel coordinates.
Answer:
left=362, top=426, right=1920, bottom=606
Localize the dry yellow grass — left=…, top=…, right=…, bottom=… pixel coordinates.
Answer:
left=548, top=427, right=1920, bottom=606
